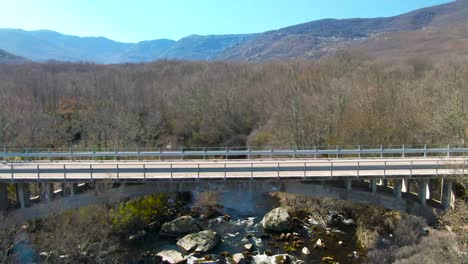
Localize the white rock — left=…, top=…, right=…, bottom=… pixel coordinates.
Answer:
left=244, top=243, right=254, bottom=251
left=157, top=250, right=185, bottom=264
left=177, top=230, right=221, bottom=253
left=302, top=247, right=310, bottom=255
left=314, top=238, right=324, bottom=248
left=232, top=253, right=245, bottom=264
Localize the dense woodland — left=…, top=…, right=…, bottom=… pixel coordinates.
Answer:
left=0, top=52, right=466, bottom=149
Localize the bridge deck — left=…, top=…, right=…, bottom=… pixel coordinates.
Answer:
left=1, top=157, right=466, bottom=182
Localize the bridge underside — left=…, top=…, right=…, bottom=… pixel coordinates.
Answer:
left=0, top=177, right=455, bottom=225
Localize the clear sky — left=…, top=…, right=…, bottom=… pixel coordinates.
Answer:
left=0, top=0, right=454, bottom=43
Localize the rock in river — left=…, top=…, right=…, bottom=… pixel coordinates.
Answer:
left=156, top=250, right=185, bottom=264
left=261, top=207, right=292, bottom=232
left=177, top=230, right=221, bottom=253
left=160, top=216, right=202, bottom=237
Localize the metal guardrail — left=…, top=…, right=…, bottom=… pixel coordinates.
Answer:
left=1, top=145, right=468, bottom=160
left=1, top=159, right=466, bottom=181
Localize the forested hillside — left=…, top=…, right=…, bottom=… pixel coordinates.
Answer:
left=0, top=53, right=466, bottom=149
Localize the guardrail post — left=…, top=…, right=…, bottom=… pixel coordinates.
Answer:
left=424, top=144, right=427, bottom=157
left=226, top=147, right=228, bottom=160
left=303, top=162, right=306, bottom=179
left=436, top=160, right=439, bottom=176
left=277, top=162, right=280, bottom=179
left=143, top=164, right=146, bottom=181
left=384, top=161, right=387, bottom=177
left=63, top=164, right=66, bottom=180
left=250, top=163, right=253, bottom=180
left=447, top=144, right=450, bottom=157
left=358, top=145, right=361, bottom=158
left=380, top=145, right=384, bottom=158
left=117, top=164, right=120, bottom=181
left=170, top=163, right=173, bottom=180
left=402, top=145, right=405, bottom=158
left=224, top=163, right=227, bottom=180
left=314, top=146, right=317, bottom=159
left=48, top=148, right=51, bottom=161
left=181, top=147, right=184, bottom=160
left=410, top=161, right=413, bottom=178
left=464, top=159, right=466, bottom=176
left=336, top=145, right=339, bottom=158
left=159, top=147, right=162, bottom=161
left=37, top=164, right=40, bottom=180
left=197, top=163, right=200, bottom=181
left=330, top=161, right=333, bottom=177
left=93, top=148, right=96, bottom=161
left=357, top=161, right=360, bottom=177
left=10, top=164, right=14, bottom=181
left=90, top=164, right=93, bottom=180
left=203, top=147, right=206, bottom=160
left=137, top=147, right=141, bottom=161
left=270, top=147, right=273, bottom=159
left=70, top=147, right=73, bottom=161
left=247, top=146, right=251, bottom=160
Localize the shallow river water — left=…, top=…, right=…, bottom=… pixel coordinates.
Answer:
left=129, top=192, right=366, bottom=263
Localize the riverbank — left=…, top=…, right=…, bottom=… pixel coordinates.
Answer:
left=0, top=189, right=466, bottom=263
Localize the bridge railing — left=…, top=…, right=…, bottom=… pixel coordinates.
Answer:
left=1, top=144, right=468, bottom=161
left=1, top=158, right=466, bottom=182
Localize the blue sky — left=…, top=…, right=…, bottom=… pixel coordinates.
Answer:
left=0, top=0, right=454, bottom=43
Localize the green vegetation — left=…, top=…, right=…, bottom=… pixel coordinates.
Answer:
left=111, top=194, right=172, bottom=234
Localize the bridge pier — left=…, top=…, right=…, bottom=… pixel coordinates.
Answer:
left=441, top=179, right=454, bottom=209
left=402, top=179, right=409, bottom=193
left=70, top=183, right=77, bottom=196
left=0, top=183, right=8, bottom=214
left=393, top=179, right=402, bottom=199
left=418, top=179, right=429, bottom=206
left=16, top=183, right=30, bottom=208
left=345, top=180, right=352, bottom=190
left=40, top=183, right=54, bottom=202
left=369, top=180, right=377, bottom=193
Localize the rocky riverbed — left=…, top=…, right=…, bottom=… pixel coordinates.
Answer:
left=127, top=193, right=366, bottom=264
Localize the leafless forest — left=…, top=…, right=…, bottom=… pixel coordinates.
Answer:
left=0, top=52, right=466, bottom=149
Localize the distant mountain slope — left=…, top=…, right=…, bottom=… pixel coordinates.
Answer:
left=0, top=49, right=26, bottom=63
left=0, top=1, right=467, bottom=63
left=218, top=0, right=468, bottom=61
left=0, top=29, right=254, bottom=63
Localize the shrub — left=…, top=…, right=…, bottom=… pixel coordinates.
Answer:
left=111, top=194, right=171, bottom=234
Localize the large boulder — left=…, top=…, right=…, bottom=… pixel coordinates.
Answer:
left=176, top=230, right=221, bottom=253
left=262, top=207, right=293, bottom=232
left=156, top=250, right=185, bottom=264
left=160, top=216, right=202, bottom=237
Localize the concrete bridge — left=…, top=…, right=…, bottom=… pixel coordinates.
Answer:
left=0, top=145, right=467, bottom=220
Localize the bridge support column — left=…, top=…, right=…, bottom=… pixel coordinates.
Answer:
left=441, top=179, right=454, bottom=210
left=40, top=183, right=54, bottom=202
left=345, top=180, right=352, bottom=190
left=418, top=179, right=428, bottom=207
left=15, top=183, right=30, bottom=208
left=370, top=180, right=377, bottom=193
left=0, top=183, right=8, bottom=214
left=70, top=183, right=77, bottom=196
left=393, top=179, right=402, bottom=199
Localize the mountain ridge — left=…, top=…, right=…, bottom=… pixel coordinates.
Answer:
left=0, top=0, right=466, bottom=63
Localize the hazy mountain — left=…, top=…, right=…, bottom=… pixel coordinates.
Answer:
left=0, top=29, right=254, bottom=63
left=218, top=0, right=468, bottom=61
left=0, top=0, right=466, bottom=63
left=0, top=49, right=26, bottom=63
